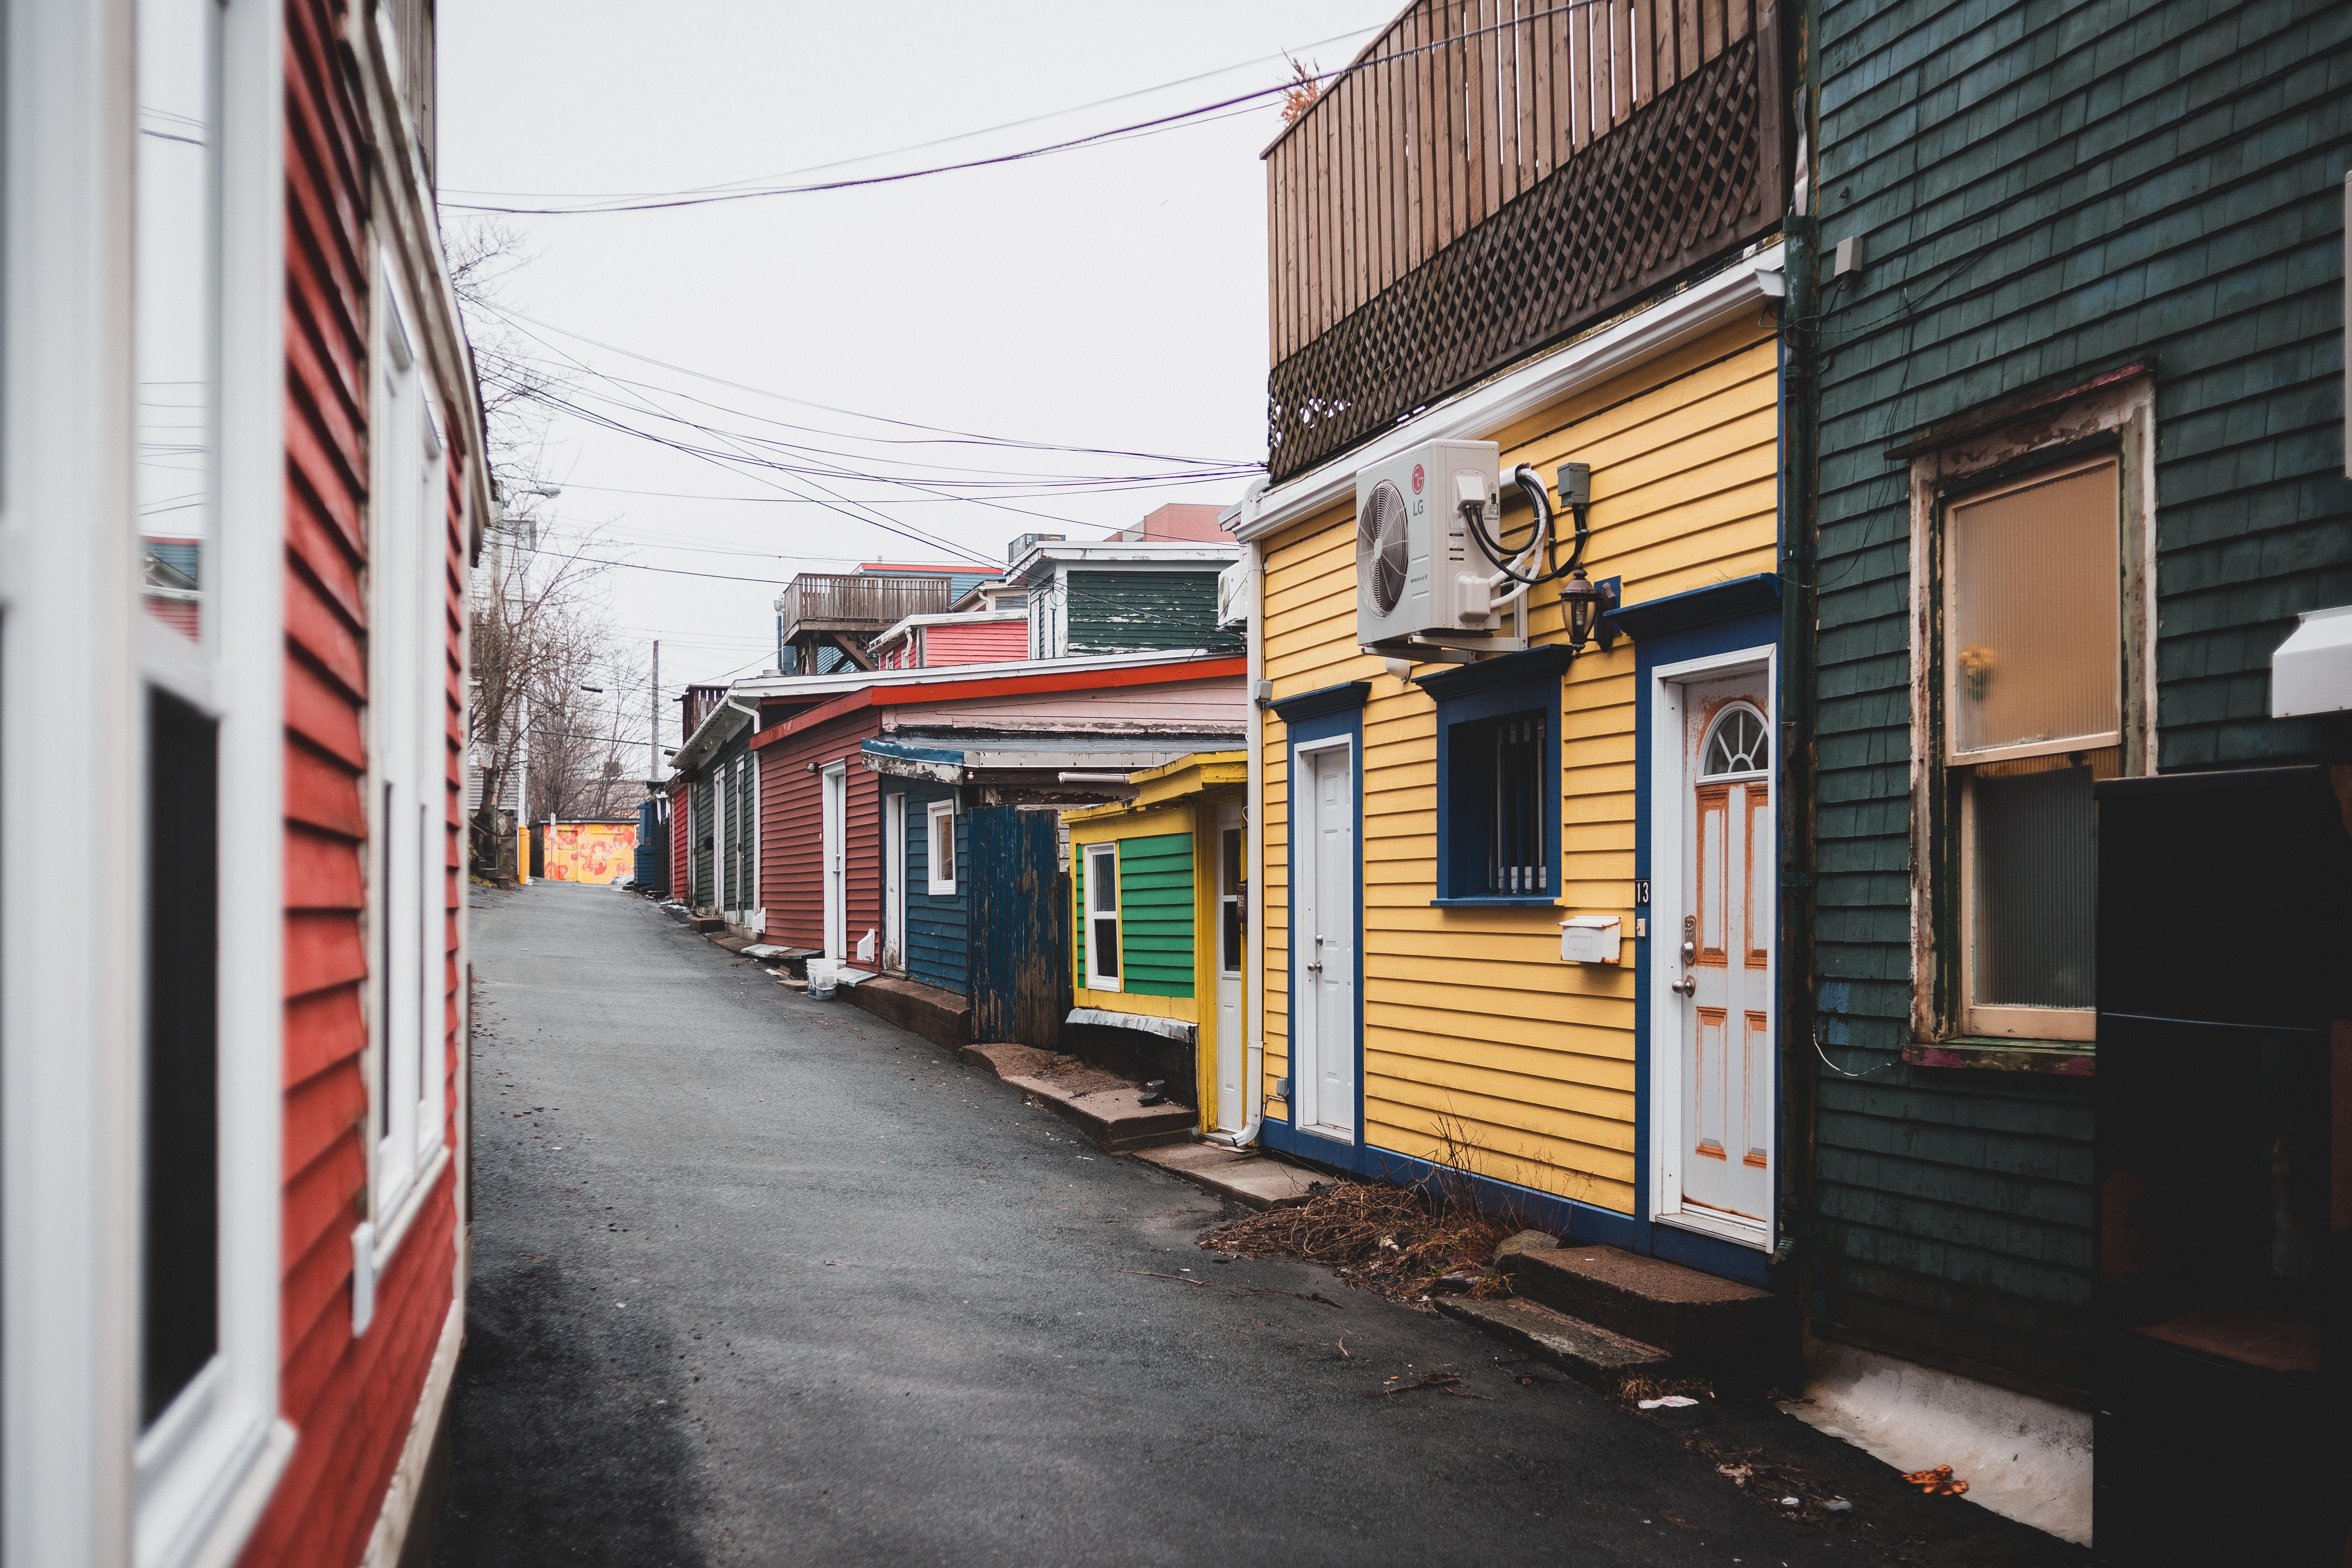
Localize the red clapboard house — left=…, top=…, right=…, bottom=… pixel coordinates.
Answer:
left=1, top=2, right=487, bottom=1565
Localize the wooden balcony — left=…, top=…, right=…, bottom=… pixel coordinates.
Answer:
left=1265, top=0, right=1785, bottom=482
left=777, top=573, right=959, bottom=673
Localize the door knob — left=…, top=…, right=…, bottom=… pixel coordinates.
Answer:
left=1669, top=973, right=1697, bottom=997
left=1305, top=959, right=1324, bottom=974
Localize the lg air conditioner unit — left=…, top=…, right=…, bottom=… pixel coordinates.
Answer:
left=1355, top=438, right=1515, bottom=651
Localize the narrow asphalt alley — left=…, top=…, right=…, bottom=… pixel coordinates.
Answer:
left=432, top=885, right=1957, bottom=1567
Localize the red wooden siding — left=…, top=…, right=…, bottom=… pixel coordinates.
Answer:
left=756, top=710, right=883, bottom=952
left=921, top=619, right=1027, bottom=667
left=670, top=781, right=690, bottom=897
left=241, top=0, right=467, bottom=1560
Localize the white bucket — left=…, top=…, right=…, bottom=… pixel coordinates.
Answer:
left=805, top=958, right=839, bottom=999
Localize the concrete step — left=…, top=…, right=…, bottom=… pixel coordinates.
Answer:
left=687, top=916, right=728, bottom=934
left=845, top=975, right=970, bottom=1050
left=1433, top=1296, right=1673, bottom=1394
left=1500, top=1243, right=1786, bottom=1385
left=961, top=1042, right=1198, bottom=1153
left=1131, top=1142, right=1319, bottom=1210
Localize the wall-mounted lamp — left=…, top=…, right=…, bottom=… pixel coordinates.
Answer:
left=1560, top=568, right=1620, bottom=654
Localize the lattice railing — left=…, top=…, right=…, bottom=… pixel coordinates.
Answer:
left=1264, top=0, right=1783, bottom=483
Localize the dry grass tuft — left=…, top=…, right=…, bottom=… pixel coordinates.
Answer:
left=1200, top=1178, right=1511, bottom=1305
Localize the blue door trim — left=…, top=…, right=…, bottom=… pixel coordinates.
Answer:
left=1630, top=604, right=1784, bottom=1290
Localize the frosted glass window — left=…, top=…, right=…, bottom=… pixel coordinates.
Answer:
left=1969, top=764, right=2097, bottom=1010
left=135, top=0, right=222, bottom=643
left=1946, top=459, right=2120, bottom=760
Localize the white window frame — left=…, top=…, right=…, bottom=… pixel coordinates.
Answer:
left=352, top=240, right=450, bottom=1331
left=926, top=798, right=958, bottom=896
left=0, top=0, right=294, bottom=1560
left=1906, top=377, right=2156, bottom=1048
left=1084, top=841, right=1122, bottom=993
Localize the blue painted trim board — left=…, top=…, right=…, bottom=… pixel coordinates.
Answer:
left=1418, top=643, right=1571, bottom=902
left=1279, top=699, right=1365, bottom=1146
left=1629, top=600, right=1785, bottom=1290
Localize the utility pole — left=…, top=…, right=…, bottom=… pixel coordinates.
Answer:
left=649, top=639, right=660, bottom=781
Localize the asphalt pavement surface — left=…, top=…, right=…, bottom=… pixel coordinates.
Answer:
left=432, top=882, right=2076, bottom=1568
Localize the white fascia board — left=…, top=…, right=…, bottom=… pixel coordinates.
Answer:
left=1005, top=541, right=1242, bottom=584
left=1231, top=242, right=1785, bottom=543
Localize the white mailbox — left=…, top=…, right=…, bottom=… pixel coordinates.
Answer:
left=1559, top=915, right=1623, bottom=965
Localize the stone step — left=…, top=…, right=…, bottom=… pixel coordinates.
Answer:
left=846, top=974, right=970, bottom=1050
left=1433, top=1296, right=1673, bottom=1394
left=1500, top=1243, right=1787, bottom=1385
left=1130, top=1142, right=1319, bottom=1210
left=961, top=1042, right=1198, bottom=1153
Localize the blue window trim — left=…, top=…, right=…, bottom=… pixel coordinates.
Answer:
left=1415, top=644, right=1571, bottom=906
left=1271, top=680, right=1370, bottom=724
left=1628, top=594, right=1783, bottom=1289
left=1275, top=698, right=1363, bottom=1147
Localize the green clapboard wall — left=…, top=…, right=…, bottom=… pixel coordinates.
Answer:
left=1116, top=833, right=1194, bottom=998
left=1807, top=0, right=2350, bottom=1398
left=1064, top=570, right=1243, bottom=656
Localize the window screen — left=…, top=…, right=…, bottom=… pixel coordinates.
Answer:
left=1945, top=459, right=2121, bottom=760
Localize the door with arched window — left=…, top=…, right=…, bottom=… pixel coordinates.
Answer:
left=1655, top=664, right=1775, bottom=1244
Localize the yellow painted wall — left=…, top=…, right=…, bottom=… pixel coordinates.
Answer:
left=1259, top=320, right=1779, bottom=1213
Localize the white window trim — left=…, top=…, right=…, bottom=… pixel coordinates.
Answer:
left=926, top=798, right=958, bottom=897
left=103, top=0, right=297, bottom=1562
left=1906, top=377, right=2156, bottom=1047
left=359, top=238, right=450, bottom=1269
left=1084, top=841, right=1122, bottom=993
left=1645, top=646, right=1776, bottom=1253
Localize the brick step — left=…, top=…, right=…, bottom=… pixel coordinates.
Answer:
left=1500, top=1243, right=1788, bottom=1386
left=1433, top=1296, right=1674, bottom=1394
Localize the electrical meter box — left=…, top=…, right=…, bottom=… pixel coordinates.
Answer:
left=1559, top=915, right=1622, bottom=965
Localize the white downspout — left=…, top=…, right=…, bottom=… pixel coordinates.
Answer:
left=1205, top=537, right=1266, bottom=1150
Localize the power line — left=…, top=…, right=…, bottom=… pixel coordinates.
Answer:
left=479, top=303, right=1257, bottom=468
left=437, top=23, right=1382, bottom=203
left=438, top=2, right=1610, bottom=218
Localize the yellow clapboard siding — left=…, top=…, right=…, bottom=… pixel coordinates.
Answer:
left=1253, top=317, right=1777, bottom=1212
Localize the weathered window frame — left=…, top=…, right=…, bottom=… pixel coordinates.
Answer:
left=1905, top=376, right=2157, bottom=1053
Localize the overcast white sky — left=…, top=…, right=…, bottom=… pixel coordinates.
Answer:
left=439, top=0, right=1382, bottom=712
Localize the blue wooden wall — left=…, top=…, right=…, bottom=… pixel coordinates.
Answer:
left=895, top=784, right=968, bottom=995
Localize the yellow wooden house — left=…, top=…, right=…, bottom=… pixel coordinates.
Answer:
left=1223, top=0, right=1793, bottom=1287
left=1062, top=752, right=1248, bottom=1128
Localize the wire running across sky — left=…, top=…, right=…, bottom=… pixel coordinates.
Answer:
left=440, top=0, right=1612, bottom=217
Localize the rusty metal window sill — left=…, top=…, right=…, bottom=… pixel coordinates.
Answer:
left=1903, top=1039, right=2095, bottom=1076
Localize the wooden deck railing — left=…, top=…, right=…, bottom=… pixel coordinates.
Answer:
left=1265, top=0, right=1783, bottom=481
left=777, top=573, right=956, bottom=642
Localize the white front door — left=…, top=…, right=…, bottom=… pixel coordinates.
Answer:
left=882, top=791, right=905, bottom=972
left=1655, top=661, right=1774, bottom=1243
left=1294, top=741, right=1356, bottom=1140
left=1213, top=802, right=1245, bottom=1131
left=821, top=763, right=847, bottom=960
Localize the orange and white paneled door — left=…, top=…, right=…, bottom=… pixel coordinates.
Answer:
left=1652, top=657, right=1775, bottom=1247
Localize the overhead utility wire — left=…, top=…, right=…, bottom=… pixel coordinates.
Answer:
left=479, top=303, right=1256, bottom=468
left=441, top=1, right=1606, bottom=217
left=483, top=331, right=1004, bottom=567
left=438, top=23, right=1383, bottom=202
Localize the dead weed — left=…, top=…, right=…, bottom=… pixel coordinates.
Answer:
left=1199, top=1178, right=1511, bottom=1305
